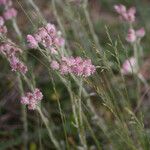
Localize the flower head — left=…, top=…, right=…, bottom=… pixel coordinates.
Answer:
left=26, top=23, right=65, bottom=54
left=20, top=88, right=43, bottom=110
left=121, top=57, right=137, bottom=75
left=114, top=4, right=136, bottom=23
left=51, top=60, right=60, bottom=70
left=126, top=29, right=136, bottom=43
left=0, top=41, right=27, bottom=74
left=27, top=35, right=38, bottom=49
left=3, top=8, right=17, bottom=20
left=136, top=28, right=145, bottom=38
left=51, top=56, right=96, bottom=77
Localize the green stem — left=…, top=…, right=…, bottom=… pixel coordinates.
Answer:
left=17, top=73, right=28, bottom=150
left=133, top=42, right=141, bottom=104
left=82, top=0, right=102, bottom=52
left=12, top=19, right=23, bottom=40
left=78, top=78, right=87, bottom=149
left=37, top=107, right=61, bottom=150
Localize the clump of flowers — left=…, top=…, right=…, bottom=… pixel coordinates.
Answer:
left=121, top=57, right=137, bottom=75
left=114, top=4, right=136, bottom=23
left=51, top=56, right=96, bottom=77
left=0, top=0, right=17, bottom=20
left=21, top=88, right=43, bottom=110
left=0, top=41, right=28, bottom=74
left=27, top=23, right=65, bottom=54
left=114, top=4, right=145, bottom=43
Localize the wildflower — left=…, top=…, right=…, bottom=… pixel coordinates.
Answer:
left=0, top=42, right=22, bottom=57
left=125, top=7, right=136, bottom=23
left=9, top=56, right=28, bottom=74
left=126, top=29, right=136, bottom=43
left=114, top=4, right=136, bottom=23
left=51, top=60, right=59, bottom=70
left=21, top=96, right=29, bottom=105
left=51, top=57, right=96, bottom=77
left=27, top=35, right=38, bottom=49
left=114, top=4, right=126, bottom=15
left=50, top=47, right=58, bottom=54
left=33, top=88, right=43, bottom=101
left=45, top=23, right=56, bottom=37
left=27, top=23, right=65, bottom=54
left=121, top=57, right=137, bottom=75
left=3, top=8, right=17, bottom=20
left=20, top=88, right=43, bottom=110
left=0, top=42, right=28, bottom=74
left=136, top=28, right=145, bottom=38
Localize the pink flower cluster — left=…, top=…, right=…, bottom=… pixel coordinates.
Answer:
left=114, top=4, right=145, bottom=43
left=0, top=42, right=28, bottom=74
left=0, top=16, right=7, bottom=34
left=51, top=56, right=96, bottom=77
left=121, top=57, right=136, bottom=75
left=21, top=88, right=43, bottom=110
left=126, top=28, right=145, bottom=43
left=0, top=0, right=17, bottom=20
left=27, top=23, right=65, bottom=54
left=114, top=4, right=136, bottom=23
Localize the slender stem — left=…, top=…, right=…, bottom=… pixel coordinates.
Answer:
left=37, top=107, right=61, bottom=150
left=26, top=0, right=45, bottom=23
left=17, top=73, right=28, bottom=150
left=134, top=74, right=150, bottom=112
left=51, top=74, right=70, bottom=150
left=12, top=17, right=28, bottom=150
left=82, top=0, right=102, bottom=52
left=77, top=78, right=87, bottom=149
left=12, top=18, right=23, bottom=40
left=133, top=42, right=141, bottom=104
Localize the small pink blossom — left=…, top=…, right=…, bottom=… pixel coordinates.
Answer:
left=34, top=33, right=42, bottom=43
left=54, top=37, right=65, bottom=47
left=50, top=47, right=58, bottom=54
left=27, top=35, right=38, bottom=49
left=136, top=28, right=145, bottom=38
left=114, top=4, right=136, bottom=23
left=126, top=29, right=136, bottom=43
left=114, top=4, right=126, bottom=15
left=33, top=88, right=43, bottom=101
left=21, top=96, right=29, bottom=105
left=9, top=56, right=28, bottom=74
left=20, top=88, right=43, bottom=110
left=0, top=43, right=21, bottom=57
left=46, top=23, right=56, bottom=37
left=42, top=35, right=52, bottom=48
left=3, top=8, right=17, bottom=20
left=121, top=57, right=136, bottom=75
left=51, top=60, right=59, bottom=70
left=0, top=42, right=27, bottom=74
left=60, top=63, right=70, bottom=75
left=126, top=7, right=136, bottom=23
left=26, top=23, right=65, bottom=53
